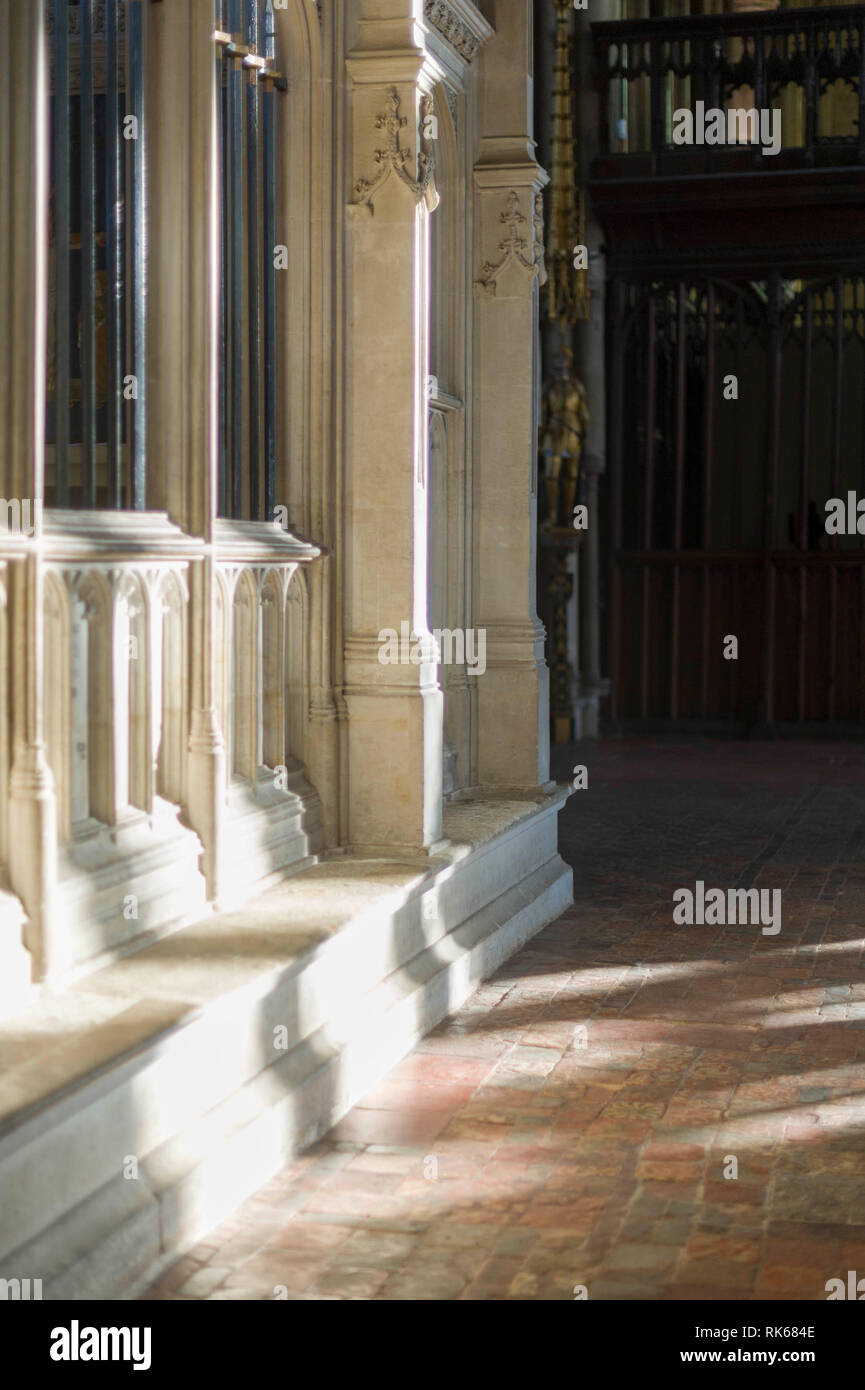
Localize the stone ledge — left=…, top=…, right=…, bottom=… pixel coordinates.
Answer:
left=0, top=792, right=572, bottom=1298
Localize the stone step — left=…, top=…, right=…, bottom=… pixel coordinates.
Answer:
left=55, top=816, right=210, bottom=974
left=0, top=789, right=571, bottom=1299
left=220, top=776, right=327, bottom=906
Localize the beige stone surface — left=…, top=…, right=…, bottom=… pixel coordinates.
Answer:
left=0, top=0, right=570, bottom=1299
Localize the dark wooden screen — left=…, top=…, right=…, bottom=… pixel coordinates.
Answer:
left=609, top=274, right=865, bottom=729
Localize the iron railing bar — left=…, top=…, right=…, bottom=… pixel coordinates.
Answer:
left=128, top=0, right=147, bottom=509
left=762, top=272, right=784, bottom=728
left=263, top=0, right=278, bottom=522
left=106, top=0, right=123, bottom=508
left=832, top=274, right=844, bottom=506
left=829, top=562, right=838, bottom=719
left=246, top=0, right=261, bottom=520
left=701, top=282, right=715, bottom=720
left=228, top=0, right=245, bottom=519
left=641, top=294, right=656, bottom=719
left=797, top=291, right=813, bottom=722
left=733, top=295, right=744, bottom=550
left=53, top=0, right=71, bottom=507
left=608, top=280, right=628, bottom=727
left=800, top=290, right=813, bottom=553
left=671, top=282, right=686, bottom=721
left=861, top=282, right=865, bottom=496
left=80, top=0, right=96, bottom=507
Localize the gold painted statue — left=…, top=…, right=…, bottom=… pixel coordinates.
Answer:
left=541, top=348, right=589, bottom=527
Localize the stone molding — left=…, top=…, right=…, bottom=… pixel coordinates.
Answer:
left=350, top=88, right=438, bottom=215
left=475, top=190, right=547, bottom=298
left=423, top=0, right=492, bottom=64
left=41, top=509, right=203, bottom=562
left=212, top=517, right=323, bottom=566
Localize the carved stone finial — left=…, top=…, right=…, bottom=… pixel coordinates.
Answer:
left=474, top=190, right=546, bottom=298
left=351, top=88, right=438, bottom=216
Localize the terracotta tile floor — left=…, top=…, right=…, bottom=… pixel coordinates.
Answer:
left=144, top=740, right=865, bottom=1301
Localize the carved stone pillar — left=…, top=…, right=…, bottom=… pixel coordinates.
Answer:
left=343, top=6, right=444, bottom=854
left=188, top=558, right=226, bottom=899
left=473, top=0, right=551, bottom=791
left=172, top=1, right=227, bottom=898
left=2, top=0, right=58, bottom=982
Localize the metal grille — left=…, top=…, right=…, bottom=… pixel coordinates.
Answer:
left=46, top=0, right=146, bottom=509
left=216, top=0, right=284, bottom=521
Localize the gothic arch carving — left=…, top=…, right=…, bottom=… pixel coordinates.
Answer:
left=475, top=189, right=546, bottom=299
left=213, top=570, right=231, bottom=786
left=123, top=571, right=149, bottom=814
left=286, top=565, right=309, bottom=768
left=350, top=89, right=439, bottom=216
left=76, top=570, right=114, bottom=825
left=261, top=567, right=286, bottom=771
left=43, top=572, right=71, bottom=840
left=231, top=569, right=259, bottom=781
left=156, top=570, right=188, bottom=810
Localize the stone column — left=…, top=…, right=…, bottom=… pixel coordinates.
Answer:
left=147, top=0, right=196, bottom=527
left=342, top=2, right=444, bottom=854
left=473, top=0, right=551, bottom=791
left=151, top=0, right=226, bottom=896
left=1, top=0, right=58, bottom=980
